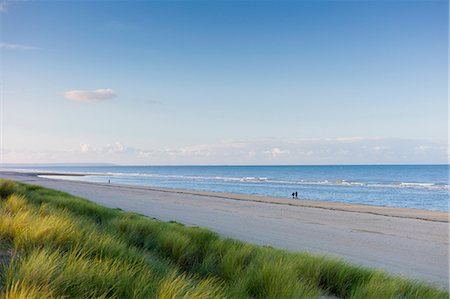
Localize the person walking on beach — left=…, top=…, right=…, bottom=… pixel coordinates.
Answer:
left=295, top=192, right=298, bottom=199
left=292, top=192, right=295, bottom=199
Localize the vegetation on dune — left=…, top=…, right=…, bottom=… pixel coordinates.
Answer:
left=0, top=179, right=447, bottom=299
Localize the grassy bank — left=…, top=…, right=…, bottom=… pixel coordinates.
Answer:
left=0, top=179, right=447, bottom=299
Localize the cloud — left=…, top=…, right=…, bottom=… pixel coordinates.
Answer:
left=64, top=89, right=116, bottom=103
left=2, top=137, right=448, bottom=165
left=151, top=137, right=447, bottom=165
left=80, top=144, right=91, bottom=153
left=78, top=142, right=135, bottom=155
left=0, top=43, right=40, bottom=50
left=264, top=147, right=290, bottom=158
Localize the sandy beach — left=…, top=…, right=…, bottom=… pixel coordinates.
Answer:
left=1, top=171, right=448, bottom=288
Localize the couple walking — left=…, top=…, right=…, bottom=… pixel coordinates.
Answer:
left=291, top=192, right=298, bottom=199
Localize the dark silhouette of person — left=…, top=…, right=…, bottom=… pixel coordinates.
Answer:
left=292, top=192, right=295, bottom=199
left=295, top=192, right=298, bottom=199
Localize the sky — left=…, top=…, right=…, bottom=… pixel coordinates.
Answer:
left=0, top=0, right=448, bottom=165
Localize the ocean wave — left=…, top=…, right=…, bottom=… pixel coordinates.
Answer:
left=295, top=180, right=448, bottom=190
left=98, top=172, right=273, bottom=183
left=396, top=182, right=448, bottom=190
left=34, top=169, right=450, bottom=191
left=9, top=166, right=446, bottom=191
left=399, top=182, right=435, bottom=187
left=296, top=179, right=364, bottom=186
left=361, top=182, right=449, bottom=190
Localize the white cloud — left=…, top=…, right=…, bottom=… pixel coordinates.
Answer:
left=151, top=138, right=446, bottom=165
left=80, top=144, right=91, bottom=153
left=79, top=142, right=128, bottom=154
left=64, top=89, right=116, bottom=103
left=264, top=147, right=290, bottom=158
left=1, top=137, right=448, bottom=165
left=0, top=43, right=40, bottom=50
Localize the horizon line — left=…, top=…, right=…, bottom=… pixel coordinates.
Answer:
left=1, top=163, right=449, bottom=167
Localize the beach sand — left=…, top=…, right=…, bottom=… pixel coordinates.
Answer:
left=1, top=171, right=448, bottom=288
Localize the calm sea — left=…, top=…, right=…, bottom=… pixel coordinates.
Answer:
left=4, top=165, right=449, bottom=211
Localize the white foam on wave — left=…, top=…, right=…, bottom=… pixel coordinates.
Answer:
left=369, top=182, right=449, bottom=190
left=399, top=182, right=449, bottom=190
left=400, top=182, right=435, bottom=187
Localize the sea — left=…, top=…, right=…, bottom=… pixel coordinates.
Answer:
left=3, top=165, right=449, bottom=212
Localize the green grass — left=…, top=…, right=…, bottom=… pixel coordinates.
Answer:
left=0, top=179, right=447, bottom=299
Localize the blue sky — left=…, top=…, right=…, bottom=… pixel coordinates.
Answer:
left=1, top=0, right=448, bottom=165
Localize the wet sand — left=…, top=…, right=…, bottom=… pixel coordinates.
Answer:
left=1, top=171, right=448, bottom=288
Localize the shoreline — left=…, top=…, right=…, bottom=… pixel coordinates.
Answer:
left=108, top=183, right=450, bottom=223
left=33, top=171, right=450, bottom=222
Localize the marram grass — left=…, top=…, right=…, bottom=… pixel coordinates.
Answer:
left=0, top=179, right=447, bottom=299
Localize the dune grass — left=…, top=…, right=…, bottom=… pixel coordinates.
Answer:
left=0, top=179, right=447, bottom=299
